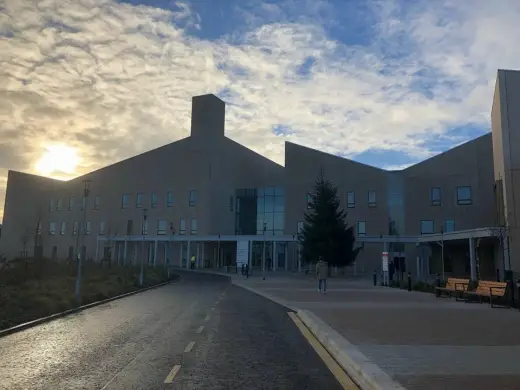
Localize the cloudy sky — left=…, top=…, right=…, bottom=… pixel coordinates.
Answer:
left=1, top=0, right=520, bottom=221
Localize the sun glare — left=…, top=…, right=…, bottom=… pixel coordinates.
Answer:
left=35, top=145, right=80, bottom=177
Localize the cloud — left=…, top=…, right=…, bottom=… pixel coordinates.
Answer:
left=1, top=0, right=520, bottom=220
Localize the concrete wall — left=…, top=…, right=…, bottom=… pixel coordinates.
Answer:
left=491, top=69, right=520, bottom=273
left=403, top=133, right=495, bottom=235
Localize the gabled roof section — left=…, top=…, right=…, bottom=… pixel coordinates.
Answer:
left=403, top=132, right=492, bottom=175
left=285, top=140, right=387, bottom=172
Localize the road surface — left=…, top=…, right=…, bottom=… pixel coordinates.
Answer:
left=0, top=271, right=346, bottom=389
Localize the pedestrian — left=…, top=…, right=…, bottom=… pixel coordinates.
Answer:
left=241, top=263, right=245, bottom=276
left=190, top=253, right=196, bottom=269
left=245, top=263, right=249, bottom=279
left=316, top=256, right=328, bottom=294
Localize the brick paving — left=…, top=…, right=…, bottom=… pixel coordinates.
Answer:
left=234, top=274, right=520, bottom=389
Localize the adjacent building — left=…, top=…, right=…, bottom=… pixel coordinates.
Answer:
left=1, top=69, right=519, bottom=281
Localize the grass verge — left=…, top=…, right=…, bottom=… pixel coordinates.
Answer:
left=0, top=257, right=178, bottom=330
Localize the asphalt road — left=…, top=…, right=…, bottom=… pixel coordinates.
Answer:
left=0, top=271, right=344, bottom=390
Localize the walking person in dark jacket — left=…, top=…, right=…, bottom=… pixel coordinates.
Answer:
left=316, top=256, right=329, bottom=294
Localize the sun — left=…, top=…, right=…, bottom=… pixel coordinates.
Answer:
left=35, top=145, right=80, bottom=177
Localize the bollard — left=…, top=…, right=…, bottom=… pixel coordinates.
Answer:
left=407, top=272, right=412, bottom=292
left=435, top=273, right=441, bottom=297
left=373, top=270, right=377, bottom=286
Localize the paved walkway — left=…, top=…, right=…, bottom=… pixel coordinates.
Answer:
left=230, top=273, right=520, bottom=390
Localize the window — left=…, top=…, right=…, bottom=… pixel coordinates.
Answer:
left=158, top=219, right=167, bottom=235
left=98, top=221, right=105, bottom=235
left=167, top=191, right=173, bottom=207
left=189, top=190, right=197, bottom=206
left=141, top=220, right=148, bottom=235
left=73, top=221, right=79, bottom=235
left=230, top=196, right=234, bottom=211
left=121, top=194, right=130, bottom=209
left=151, top=192, right=158, bottom=208
left=457, top=186, right=472, bottom=205
left=444, top=219, right=455, bottom=233
left=60, top=221, right=66, bottom=235
left=306, top=193, right=313, bottom=209
left=49, top=222, right=56, bottom=235
left=81, top=196, right=87, bottom=211
left=136, top=193, right=143, bottom=208
left=190, top=218, right=198, bottom=235
left=431, top=187, right=441, bottom=206
left=126, top=220, right=134, bottom=235
left=180, top=219, right=186, bottom=235
left=49, top=199, right=54, bottom=211
left=57, top=198, right=63, bottom=211
left=368, top=190, right=377, bottom=207
left=357, top=221, right=366, bottom=236
left=420, top=220, right=434, bottom=235
left=297, top=221, right=304, bottom=234
left=347, top=191, right=355, bottom=208
left=68, top=197, right=74, bottom=211
left=94, top=196, right=100, bottom=210
left=85, top=221, right=91, bottom=235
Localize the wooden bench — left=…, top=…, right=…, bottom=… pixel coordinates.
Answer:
left=435, top=278, right=470, bottom=300
left=464, top=280, right=509, bottom=308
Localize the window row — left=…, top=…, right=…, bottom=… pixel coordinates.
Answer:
left=430, top=186, right=472, bottom=206
left=307, top=190, right=377, bottom=209
left=49, top=196, right=100, bottom=212
left=121, top=190, right=197, bottom=209
left=49, top=190, right=199, bottom=212
left=46, top=218, right=198, bottom=236
left=420, top=219, right=455, bottom=235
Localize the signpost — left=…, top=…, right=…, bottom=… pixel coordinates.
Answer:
left=382, top=251, right=389, bottom=286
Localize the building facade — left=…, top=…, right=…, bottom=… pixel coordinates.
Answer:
left=1, top=69, right=519, bottom=280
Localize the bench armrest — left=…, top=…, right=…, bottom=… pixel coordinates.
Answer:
left=489, top=286, right=504, bottom=296
left=454, top=282, right=468, bottom=291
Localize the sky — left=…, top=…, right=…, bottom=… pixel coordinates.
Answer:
left=1, top=0, right=520, bottom=221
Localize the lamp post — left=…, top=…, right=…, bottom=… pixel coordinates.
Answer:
left=262, top=221, right=267, bottom=280
left=75, top=179, right=91, bottom=304
left=139, top=208, right=148, bottom=286
left=168, top=222, right=175, bottom=277
left=439, top=227, right=445, bottom=281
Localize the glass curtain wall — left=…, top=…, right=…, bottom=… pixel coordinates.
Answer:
left=235, top=187, right=285, bottom=235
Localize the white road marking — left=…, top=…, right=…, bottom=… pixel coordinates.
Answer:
left=204, top=315, right=210, bottom=321
left=196, top=326, right=204, bottom=334
left=184, top=341, right=195, bottom=353
left=164, top=364, right=181, bottom=384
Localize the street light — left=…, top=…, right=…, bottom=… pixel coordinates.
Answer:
left=75, top=179, right=91, bottom=304
left=139, top=208, right=148, bottom=286
left=262, top=221, right=267, bottom=280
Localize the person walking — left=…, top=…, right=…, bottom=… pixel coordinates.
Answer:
left=316, top=256, right=329, bottom=294
left=190, top=254, right=196, bottom=269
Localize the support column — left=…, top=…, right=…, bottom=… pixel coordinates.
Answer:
left=201, top=242, right=205, bottom=269
left=123, top=240, right=128, bottom=265
left=133, top=242, right=137, bottom=265
left=469, top=237, right=477, bottom=281
left=273, top=241, right=276, bottom=271
left=285, top=243, right=288, bottom=271
left=95, top=238, right=100, bottom=262
left=187, top=240, right=191, bottom=269
left=153, top=240, right=158, bottom=267
left=196, top=242, right=200, bottom=269
left=179, top=242, right=183, bottom=267
left=248, top=240, right=253, bottom=268
left=165, top=241, right=168, bottom=266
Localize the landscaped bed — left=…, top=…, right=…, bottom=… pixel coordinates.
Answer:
left=0, top=257, right=178, bottom=330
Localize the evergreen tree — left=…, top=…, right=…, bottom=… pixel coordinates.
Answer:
left=298, top=169, right=361, bottom=267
